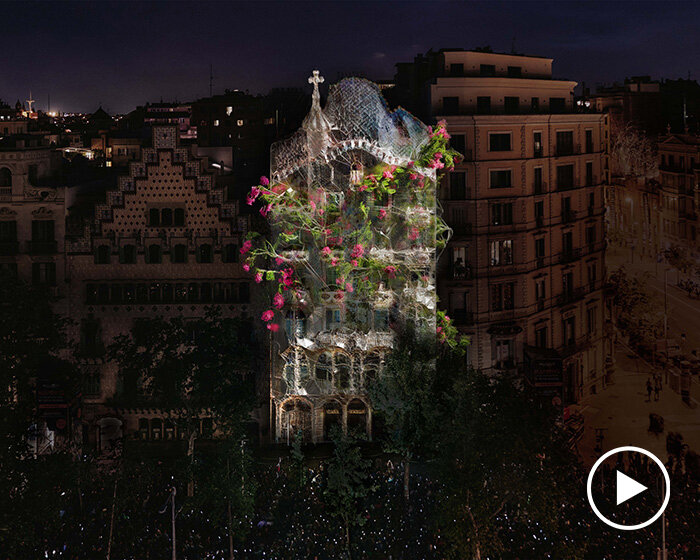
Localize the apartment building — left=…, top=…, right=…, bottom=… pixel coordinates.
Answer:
left=395, top=49, right=611, bottom=404
left=657, top=133, right=700, bottom=254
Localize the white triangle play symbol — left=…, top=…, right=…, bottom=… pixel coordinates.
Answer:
left=616, top=470, right=647, bottom=505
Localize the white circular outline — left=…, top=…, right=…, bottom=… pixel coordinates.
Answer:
left=586, top=445, right=670, bottom=531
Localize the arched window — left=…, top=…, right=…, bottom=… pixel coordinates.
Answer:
left=347, top=399, right=368, bottom=434
left=0, top=168, right=11, bottom=188
left=316, top=352, right=332, bottom=381
left=364, top=352, right=382, bottom=386
left=285, top=310, right=306, bottom=339
left=95, top=244, right=110, bottom=264
left=335, top=352, right=351, bottom=389
left=198, top=244, right=213, bottom=263
left=161, top=208, right=173, bottom=227
left=173, top=208, right=185, bottom=227
left=323, top=400, right=342, bottom=440
left=172, top=243, right=187, bottom=263
left=147, top=244, right=161, bottom=263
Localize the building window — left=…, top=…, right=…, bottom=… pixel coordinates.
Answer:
left=489, top=239, right=513, bottom=266
left=533, top=131, right=543, bottom=157
left=585, top=130, right=593, bottom=153
left=586, top=225, right=596, bottom=247
left=0, top=167, right=11, bottom=187
left=161, top=208, right=173, bottom=227
left=491, top=282, right=515, bottom=311
left=556, top=131, right=574, bottom=156
left=451, top=134, right=466, bottom=156
left=449, top=63, right=464, bottom=76
left=32, top=220, right=54, bottom=242
left=325, top=308, right=342, bottom=330
left=0, top=220, right=17, bottom=242
left=556, top=164, right=575, bottom=190
left=451, top=246, right=469, bottom=278
left=81, top=319, right=103, bottom=358
left=480, top=64, right=495, bottom=76
left=587, top=307, right=597, bottom=335
left=550, top=98, right=566, bottom=113
left=494, top=339, right=513, bottom=368
left=148, top=208, right=160, bottom=227
left=198, top=244, right=213, bottom=263
left=222, top=243, right=238, bottom=263
left=490, top=202, right=513, bottom=225
left=443, top=97, right=459, bottom=115
left=587, top=261, right=597, bottom=287
left=586, top=161, right=593, bottom=186
left=213, top=119, right=220, bottom=127
left=239, top=282, right=250, bottom=303
left=120, top=244, right=136, bottom=264
left=476, top=96, right=491, bottom=114
left=489, top=169, right=512, bottom=189
left=32, top=262, right=56, bottom=286
left=535, top=200, right=544, bottom=225
left=374, top=309, right=389, bottom=331
left=535, top=236, right=545, bottom=259
left=147, top=244, right=162, bottom=264
left=95, top=244, right=111, bottom=264
left=535, top=278, right=546, bottom=302
left=563, top=316, right=576, bottom=346
left=534, top=167, right=544, bottom=193
left=531, top=97, right=540, bottom=112
left=172, top=244, right=188, bottom=263
left=504, top=96, right=519, bottom=114
left=226, top=106, right=233, bottom=116
left=489, top=133, right=511, bottom=152
left=535, top=326, right=548, bottom=348
left=507, top=66, right=522, bottom=78
left=174, top=208, right=185, bottom=226
left=449, top=171, right=467, bottom=199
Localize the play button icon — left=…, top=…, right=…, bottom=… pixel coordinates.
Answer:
left=615, top=470, right=647, bottom=505
left=586, top=446, right=670, bottom=530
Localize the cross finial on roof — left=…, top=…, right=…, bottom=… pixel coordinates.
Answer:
left=308, top=70, right=324, bottom=102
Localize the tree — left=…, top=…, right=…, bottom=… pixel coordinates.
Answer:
left=434, top=358, right=586, bottom=560
left=324, top=426, right=374, bottom=559
left=368, top=321, right=442, bottom=501
left=0, top=275, right=81, bottom=556
left=108, top=308, right=257, bottom=553
left=610, top=123, right=658, bottom=179
left=607, top=266, right=664, bottom=350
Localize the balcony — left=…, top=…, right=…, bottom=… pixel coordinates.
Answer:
left=26, top=240, right=58, bottom=254
left=0, top=241, right=18, bottom=255
left=555, top=144, right=580, bottom=157
left=559, top=248, right=581, bottom=264
left=557, top=287, right=586, bottom=306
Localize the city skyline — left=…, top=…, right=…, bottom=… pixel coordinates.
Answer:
left=3, top=0, right=700, bottom=113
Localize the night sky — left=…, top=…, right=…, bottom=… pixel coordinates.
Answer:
left=4, top=1, right=699, bottom=114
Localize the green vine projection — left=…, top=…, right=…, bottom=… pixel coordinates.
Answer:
left=243, top=120, right=464, bottom=347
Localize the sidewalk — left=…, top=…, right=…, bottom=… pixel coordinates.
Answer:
left=578, top=345, right=700, bottom=467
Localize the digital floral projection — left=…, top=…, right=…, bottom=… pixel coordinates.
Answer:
left=242, top=73, right=461, bottom=442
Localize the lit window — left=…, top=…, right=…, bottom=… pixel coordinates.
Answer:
left=226, top=106, right=233, bottom=116
left=214, top=119, right=220, bottom=127
left=237, top=119, right=244, bottom=127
